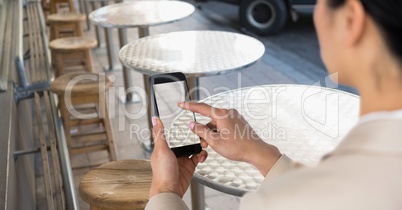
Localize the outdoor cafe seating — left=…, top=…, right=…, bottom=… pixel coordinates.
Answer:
left=0, top=0, right=360, bottom=209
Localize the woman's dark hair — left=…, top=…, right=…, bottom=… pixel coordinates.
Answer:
left=328, top=0, right=402, bottom=63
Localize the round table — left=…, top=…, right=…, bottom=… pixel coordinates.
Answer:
left=119, top=30, right=264, bottom=77
left=120, top=30, right=265, bottom=150
left=89, top=0, right=195, bottom=102
left=168, top=84, right=359, bottom=205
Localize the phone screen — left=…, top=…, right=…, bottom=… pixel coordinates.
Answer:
left=153, top=80, right=199, bottom=149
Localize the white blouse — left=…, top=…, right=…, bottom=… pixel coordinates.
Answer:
left=358, top=109, right=402, bottom=125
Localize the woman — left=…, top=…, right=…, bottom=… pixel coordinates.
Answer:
left=146, top=0, right=402, bottom=209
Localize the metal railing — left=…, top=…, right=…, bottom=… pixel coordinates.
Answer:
left=0, top=0, right=80, bottom=208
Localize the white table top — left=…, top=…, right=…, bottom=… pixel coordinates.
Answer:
left=167, top=84, right=360, bottom=196
left=119, top=30, right=265, bottom=76
left=89, top=1, right=195, bottom=28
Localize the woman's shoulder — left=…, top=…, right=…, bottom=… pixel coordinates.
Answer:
left=331, top=119, right=402, bottom=156
left=243, top=142, right=402, bottom=210
left=242, top=119, right=402, bottom=209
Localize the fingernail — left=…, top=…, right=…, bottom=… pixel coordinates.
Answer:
left=200, top=156, right=206, bottom=163
left=178, top=102, right=184, bottom=108
left=152, top=116, right=157, bottom=126
left=189, top=121, right=196, bottom=130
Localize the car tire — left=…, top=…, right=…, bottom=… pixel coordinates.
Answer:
left=239, top=0, right=288, bottom=35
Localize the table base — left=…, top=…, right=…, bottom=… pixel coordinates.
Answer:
left=140, top=139, right=154, bottom=154
left=102, top=65, right=122, bottom=72
left=118, top=93, right=141, bottom=104
left=97, top=43, right=107, bottom=49
left=191, top=180, right=206, bottom=210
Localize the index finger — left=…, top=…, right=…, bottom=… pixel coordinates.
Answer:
left=178, top=102, right=225, bottom=121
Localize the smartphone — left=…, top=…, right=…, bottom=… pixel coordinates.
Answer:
left=150, top=72, right=202, bottom=157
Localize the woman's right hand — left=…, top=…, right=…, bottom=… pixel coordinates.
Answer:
left=179, top=102, right=281, bottom=176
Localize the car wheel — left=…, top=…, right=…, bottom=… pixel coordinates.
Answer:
left=239, top=0, right=288, bottom=35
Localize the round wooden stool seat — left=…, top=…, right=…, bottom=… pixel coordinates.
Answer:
left=47, top=13, right=86, bottom=23
left=50, top=38, right=97, bottom=76
left=49, top=0, right=75, bottom=14
left=50, top=73, right=113, bottom=95
left=47, top=13, right=85, bottom=41
left=49, top=37, right=97, bottom=52
left=79, top=159, right=152, bottom=210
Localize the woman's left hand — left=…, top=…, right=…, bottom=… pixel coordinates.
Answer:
left=149, top=116, right=208, bottom=198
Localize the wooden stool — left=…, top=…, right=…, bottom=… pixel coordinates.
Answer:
left=50, top=73, right=117, bottom=161
left=47, top=13, right=86, bottom=40
left=49, top=0, right=75, bottom=14
left=42, top=0, right=50, bottom=16
left=79, top=160, right=152, bottom=210
left=49, top=36, right=97, bottom=77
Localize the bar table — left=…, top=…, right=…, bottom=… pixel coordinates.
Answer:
left=119, top=30, right=265, bottom=147
left=89, top=0, right=195, bottom=103
left=168, top=84, right=359, bottom=208
left=120, top=30, right=264, bottom=210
